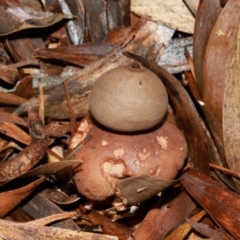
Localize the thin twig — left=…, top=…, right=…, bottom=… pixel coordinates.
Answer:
left=209, top=163, right=240, bottom=179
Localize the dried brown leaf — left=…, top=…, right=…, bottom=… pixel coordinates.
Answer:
left=0, top=177, right=45, bottom=218
left=117, top=175, right=178, bottom=205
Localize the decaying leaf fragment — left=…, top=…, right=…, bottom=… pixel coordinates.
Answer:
left=223, top=17, right=240, bottom=191
left=117, top=175, right=178, bottom=205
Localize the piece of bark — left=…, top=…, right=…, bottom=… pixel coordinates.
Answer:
left=22, top=192, right=80, bottom=230
left=15, top=53, right=133, bottom=119
left=0, top=218, right=117, bottom=240
left=124, top=20, right=175, bottom=64
left=129, top=188, right=196, bottom=240
left=131, top=0, right=195, bottom=33
left=193, top=0, right=221, bottom=97
left=107, top=0, right=131, bottom=31
left=181, top=169, right=240, bottom=239
left=58, top=0, right=85, bottom=45
left=34, top=43, right=115, bottom=67
left=82, top=0, right=108, bottom=43
left=158, top=37, right=192, bottom=74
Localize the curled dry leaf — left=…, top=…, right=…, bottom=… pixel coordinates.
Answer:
left=41, top=187, right=80, bottom=205
left=181, top=169, right=240, bottom=239
left=0, top=5, right=73, bottom=36
left=0, top=110, right=49, bottom=182
left=0, top=177, right=45, bottom=218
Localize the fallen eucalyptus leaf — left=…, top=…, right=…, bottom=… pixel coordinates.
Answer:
left=223, top=17, right=240, bottom=191
left=202, top=0, right=240, bottom=123
left=117, top=175, right=178, bottom=205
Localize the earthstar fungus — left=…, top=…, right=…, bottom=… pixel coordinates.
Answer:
left=71, top=63, right=188, bottom=209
